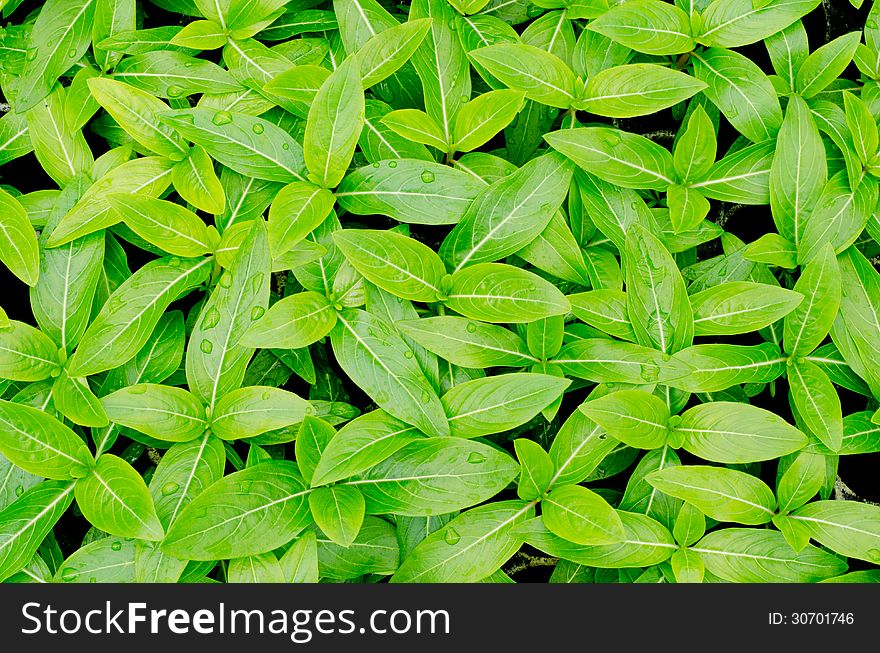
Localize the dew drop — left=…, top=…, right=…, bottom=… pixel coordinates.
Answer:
left=161, top=482, right=179, bottom=496
left=444, top=528, right=461, bottom=545
left=168, top=257, right=181, bottom=267
left=640, top=367, right=659, bottom=383
left=467, top=452, right=486, bottom=464
left=388, top=160, right=398, bottom=168
left=111, top=541, right=122, bottom=551
left=129, top=385, right=147, bottom=395
left=252, top=123, right=265, bottom=134
left=281, top=142, right=290, bottom=150
left=447, top=18, right=458, bottom=30
left=261, top=391, right=272, bottom=402
left=305, top=405, right=315, bottom=415
left=251, top=306, right=266, bottom=320
left=219, top=272, right=233, bottom=288
left=200, top=339, right=214, bottom=354
left=403, top=349, right=414, bottom=359
left=167, top=84, right=184, bottom=98
left=212, top=110, right=233, bottom=126
left=465, top=322, right=477, bottom=333
left=25, top=48, right=37, bottom=61
left=420, top=391, right=432, bottom=403
left=68, top=48, right=78, bottom=58
left=420, top=170, right=435, bottom=183
left=250, top=272, right=265, bottom=292
left=60, top=568, right=78, bottom=582
left=202, top=308, right=221, bottom=329
left=372, top=162, right=381, bottom=168
left=15, top=485, right=24, bottom=497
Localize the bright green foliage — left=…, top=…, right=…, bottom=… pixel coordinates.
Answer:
left=0, top=0, right=876, bottom=586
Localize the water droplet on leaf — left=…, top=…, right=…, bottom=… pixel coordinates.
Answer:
left=252, top=123, right=265, bottom=134
left=161, top=482, right=179, bottom=496
left=420, top=170, right=435, bottom=183
left=200, top=339, right=213, bottom=354
left=467, top=452, right=486, bottom=464
left=444, top=528, right=461, bottom=545
left=251, top=306, right=265, bottom=320
left=212, top=111, right=233, bottom=126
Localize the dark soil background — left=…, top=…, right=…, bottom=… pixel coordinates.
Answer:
left=0, top=0, right=877, bottom=581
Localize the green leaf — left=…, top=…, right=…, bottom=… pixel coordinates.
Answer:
left=582, top=386, right=672, bottom=450
left=331, top=309, right=449, bottom=437
left=514, top=438, right=554, bottom=501
left=172, top=144, right=226, bottom=214
left=54, top=537, right=136, bottom=583
left=186, top=220, right=270, bottom=410
left=692, top=528, right=847, bottom=582
left=518, top=511, right=677, bottom=568
left=0, top=321, right=60, bottom=382
left=691, top=281, right=803, bottom=335
left=776, top=451, right=824, bottom=514
left=625, top=225, right=693, bottom=353
left=580, top=64, right=706, bottom=118
left=68, top=256, right=211, bottom=377
left=308, top=485, right=365, bottom=547
left=788, top=360, right=843, bottom=452
left=676, top=401, right=808, bottom=463
left=160, top=108, right=307, bottom=183
left=442, top=373, right=570, bottom=438
left=743, top=232, right=798, bottom=268
left=674, top=105, right=717, bottom=183
left=46, top=157, right=175, bottom=247
left=349, top=438, right=519, bottom=516
left=241, top=291, right=336, bottom=350
left=316, top=515, right=399, bottom=579
left=87, top=77, right=188, bottom=160
left=53, top=369, right=108, bottom=428
left=790, top=500, right=880, bottom=563
left=671, top=548, right=705, bottom=583
left=795, top=32, right=861, bottom=98
left=692, top=140, right=774, bottom=204
left=568, top=290, right=635, bottom=341
left=391, top=500, right=534, bottom=582
left=545, top=127, right=675, bottom=190
left=647, top=465, right=776, bottom=525
left=440, top=153, right=574, bottom=271
left=25, top=86, right=94, bottom=188
left=149, top=434, right=226, bottom=529
left=75, top=454, right=164, bottom=540
left=542, top=483, right=625, bottom=545
left=0, top=188, right=39, bottom=286
left=304, top=57, right=364, bottom=189
left=227, top=553, right=284, bottom=583
left=14, top=0, right=97, bottom=112
left=587, top=0, right=695, bottom=55
left=336, top=158, right=485, bottom=225
left=396, top=316, right=537, bottom=368
left=669, top=342, right=787, bottom=393
left=107, top=194, right=213, bottom=257
left=334, top=229, right=446, bottom=302
left=673, top=502, right=707, bottom=547
left=445, top=263, right=570, bottom=323
left=211, top=386, right=310, bottom=440
left=279, top=531, right=319, bottom=583
left=548, top=408, right=618, bottom=488
left=699, top=0, right=822, bottom=49
left=452, top=89, right=525, bottom=152
left=355, top=18, right=432, bottom=89
left=469, top=43, right=577, bottom=109
left=692, top=47, right=782, bottom=143
left=162, top=460, right=311, bottom=560
left=783, top=243, right=840, bottom=357
left=553, top=338, right=691, bottom=385
left=267, top=181, right=334, bottom=256
left=295, top=416, right=336, bottom=486
left=31, top=232, right=104, bottom=353
left=311, top=410, right=422, bottom=487
left=0, top=400, right=94, bottom=480
left=0, top=481, right=75, bottom=582
left=770, top=95, right=827, bottom=250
